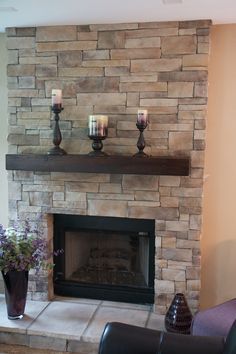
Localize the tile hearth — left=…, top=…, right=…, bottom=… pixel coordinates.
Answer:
left=0, top=295, right=164, bottom=353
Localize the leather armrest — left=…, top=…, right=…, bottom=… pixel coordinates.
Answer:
left=98, top=322, right=161, bottom=354
left=159, top=331, right=225, bottom=354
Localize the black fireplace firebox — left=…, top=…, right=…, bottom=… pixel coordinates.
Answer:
left=53, top=214, right=155, bottom=304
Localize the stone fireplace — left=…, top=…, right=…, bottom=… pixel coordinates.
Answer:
left=6, top=19, right=211, bottom=314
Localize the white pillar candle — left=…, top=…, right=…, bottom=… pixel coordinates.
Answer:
left=88, top=115, right=108, bottom=137
left=137, top=109, right=148, bottom=125
left=52, top=89, right=62, bottom=108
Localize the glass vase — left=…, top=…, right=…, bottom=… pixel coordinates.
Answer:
left=2, top=270, right=29, bottom=320
left=165, top=293, right=193, bottom=334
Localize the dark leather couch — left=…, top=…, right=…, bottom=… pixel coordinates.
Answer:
left=98, top=319, right=236, bottom=354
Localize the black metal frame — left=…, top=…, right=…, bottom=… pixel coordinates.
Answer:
left=53, top=214, right=155, bottom=304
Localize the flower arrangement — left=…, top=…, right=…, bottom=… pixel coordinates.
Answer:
left=0, top=222, right=60, bottom=274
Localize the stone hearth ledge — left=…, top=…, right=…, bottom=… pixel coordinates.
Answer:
left=0, top=295, right=164, bottom=353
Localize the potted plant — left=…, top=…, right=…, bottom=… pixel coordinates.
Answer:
left=0, top=222, right=61, bottom=320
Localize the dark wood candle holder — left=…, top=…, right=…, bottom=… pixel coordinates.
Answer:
left=134, top=122, right=148, bottom=157
left=47, top=106, right=67, bottom=155
left=88, top=135, right=107, bottom=156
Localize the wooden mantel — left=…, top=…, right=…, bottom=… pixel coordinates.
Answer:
left=5, top=154, right=190, bottom=176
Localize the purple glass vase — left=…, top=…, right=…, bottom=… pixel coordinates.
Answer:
left=165, top=293, right=193, bottom=334
left=2, top=271, right=28, bottom=320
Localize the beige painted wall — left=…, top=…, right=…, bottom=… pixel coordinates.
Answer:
left=0, top=33, right=8, bottom=226
left=201, top=24, right=236, bottom=309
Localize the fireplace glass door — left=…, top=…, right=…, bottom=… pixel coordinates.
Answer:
left=53, top=214, right=155, bottom=304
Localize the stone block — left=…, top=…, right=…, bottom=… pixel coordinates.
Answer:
left=83, top=49, right=109, bottom=60
left=78, top=31, right=98, bottom=40
left=186, top=267, right=200, bottom=279
left=8, top=49, right=18, bottom=64
left=58, top=51, right=82, bottom=67
left=36, top=26, right=77, bottom=41
left=183, top=54, right=209, bottom=68
left=8, top=134, right=40, bottom=146
left=36, top=65, right=57, bottom=77
left=0, top=332, right=28, bottom=346
left=111, top=48, right=161, bottom=59
left=8, top=181, right=22, bottom=200
left=172, top=187, right=202, bottom=198
left=122, top=175, right=158, bottom=191
left=179, top=197, right=202, bottom=214
left=169, top=131, right=193, bottom=151
left=99, top=183, right=122, bottom=193
left=190, top=214, right=202, bottom=230
left=127, top=92, right=139, bottom=106
left=7, top=64, right=35, bottom=76
left=16, top=27, right=36, bottom=37
left=66, top=182, right=99, bottom=193
left=8, top=89, right=38, bottom=97
left=7, top=37, right=35, bottom=49
left=155, top=280, right=174, bottom=294
left=168, top=82, right=194, bottom=97
left=187, top=280, right=201, bottom=291
left=126, top=27, right=178, bottom=38
left=129, top=206, right=178, bottom=220
left=105, top=66, right=130, bottom=76
left=177, top=239, right=200, bottom=249
left=131, top=58, right=182, bottom=72
left=159, top=176, right=180, bottom=187
left=29, top=191, right=52, bottom=207
left=162, top=248, right=192, bottom=262
left=191, top=151, right=205, bottom=168
left=88, top=199, right=128, bottom=217
left=120, top=82, right=167, bottom=92
left=66, top=191, right=86, bottom=202
left=166, top=221, right=189, bottom=232
left=58, top=67, right=103, bottom=77
left=91, top=23, right=138, bottom=31
left=161, top=197, right=179, bottom=208
left=162, top=35, right=196, bottom=54
left=162, top=269, right=185, bottom=281
left=162, top=237, right=176, bottom=248
left=68, top=340, right=99, bottom=354
left=19, top=76, right=35, bottom=88
left=37, top=41, right=97, bottom=52
left=29, top=335, right=67, bottom=351
left=125, top=37, right=161, bottom=48
left=194, top=82, right=208, bottom=97
left=98, top=31, right=125, bottom=49
left=159, top=71, right=207, bottom=82
left=77, top=93, right=126, bottom=106
left=179, top=20, right=211, bottom=29
left=135, top=191, right=159, bottom=201
left=76, top=77, right=119, bottom=93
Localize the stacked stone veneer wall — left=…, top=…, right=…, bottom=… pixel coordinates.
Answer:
left=6, top=19, right=211, bottom=313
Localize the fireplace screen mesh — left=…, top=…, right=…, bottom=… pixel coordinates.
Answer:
left=65, top=230, right=149, bottom=288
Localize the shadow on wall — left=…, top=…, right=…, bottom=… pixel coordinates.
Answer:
left=201, top=239, right=236, bottom=309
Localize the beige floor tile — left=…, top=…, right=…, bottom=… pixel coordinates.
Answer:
left=27, top=301, right=97, bottom=340
left=146, top=312, right=165, bottom=331
left=82, top=304, right=149, bottom=343
left=0, top=297, right=49, bottom=333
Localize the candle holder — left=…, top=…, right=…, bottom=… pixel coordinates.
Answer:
left=47, top=105, right=67, bottom=155
left=88, top=135, right=107, bottom=156
left=134, top=122, right=148, bottom=157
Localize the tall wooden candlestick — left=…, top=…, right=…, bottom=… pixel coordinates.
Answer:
left=47, top=106, right=67, bottom=155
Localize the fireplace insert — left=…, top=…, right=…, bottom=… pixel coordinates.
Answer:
left=53, top=214, right=155, bottom=304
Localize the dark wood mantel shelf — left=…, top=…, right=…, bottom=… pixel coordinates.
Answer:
left=5, top=154, right=190, bottom=176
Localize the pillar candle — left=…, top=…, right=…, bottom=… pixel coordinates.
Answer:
left=52, top=89, right=62, bottom=109
left=88, top=115, right=108, bottom=137
left=137, top=109, right=148, bottom=125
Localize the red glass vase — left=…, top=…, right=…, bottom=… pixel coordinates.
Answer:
left=165, top=293, right=193, bottom=334
left=2, top=271, right=28, bottom=320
